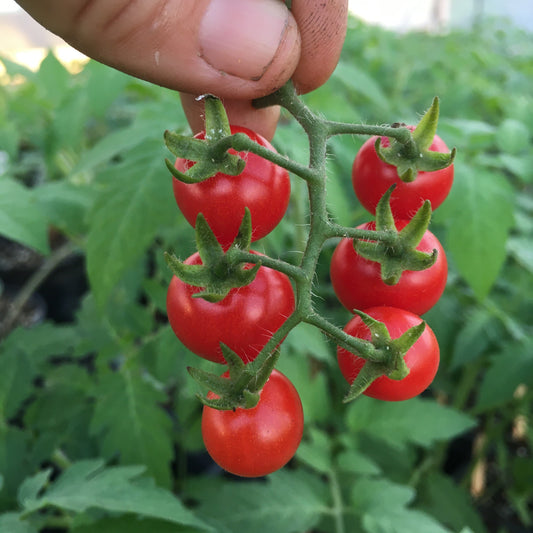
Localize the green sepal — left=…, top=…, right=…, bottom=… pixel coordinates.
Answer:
left=187, top=366, right=234, bottom=396
left=247, top=348, right=281, bottom=394
left=164, top=95, right=246, bottom=184
left=354, top=186, right=437, bottom=285
left=190, top=344, right=280, bottom=411
left=203, top=94, right=232, bottom=140
left=165, top=209, right=259, bottom=303
left=343, top=313, right=427, bottom=403
left=352, top=310, right=391, bottom=348
left=375, top=97, right=455, bottom=182
left=343, top=360, right=387, bottom=403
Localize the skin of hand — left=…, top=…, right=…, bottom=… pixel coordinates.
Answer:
left=15, top=0, right=348, bottom=139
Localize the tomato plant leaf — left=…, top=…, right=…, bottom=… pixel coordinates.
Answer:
left=19, top=460, right=211, bottom=531
left=89, top=370, right=173, bottom=488
left=186, top=469, right=327, bottom=533
left=86, top=140, right=176, bottom=307
left=346, top=397, right=476, bottom=448
left=476, top=340, right=533, bottom=410
left=0, top=512, right=36, bottom=533
left=434, top=165, right=515, bottom=300
left=0, top=177, right=49, bottom=254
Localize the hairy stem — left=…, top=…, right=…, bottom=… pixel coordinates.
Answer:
left=0, top=241, right=78, bottom=338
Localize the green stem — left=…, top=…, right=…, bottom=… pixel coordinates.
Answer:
left=326, top=221, right=399, bottom=244
left=304, top=312, right=384, bottom=363
left=326, top=120, right=413, bottom=144
left=232, top=249, right=306, bottom=282
left=230, top=132, right=319, bottom=183
left=0, top=241, right=78, bottom=339
left=328, top=468, right=346, bottom=533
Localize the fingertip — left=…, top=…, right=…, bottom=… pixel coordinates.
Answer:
left=290, top=0, right=348, bottom=94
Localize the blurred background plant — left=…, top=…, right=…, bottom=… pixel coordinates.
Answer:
left=0, top=2, right=532, bottom=533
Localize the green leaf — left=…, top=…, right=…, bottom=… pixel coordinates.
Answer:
left=21, top=460, right=210, bottom=531
left=417, top=473, right=488, bottom=533
left=35, top=52, right=70, bottom=107
left=476, top=340, right=533, bottom=410
left=333, top=62, right=390, bottom=112
left=82, top=59, right=131, bottom=119
left=346, top=397, right=476, bottom=448
left=36, top=181, right=96, bottom=237
left=73, top=118, right=170, bottom=175
left=72, top=515, right=201, bottom=533
left=508, top=236, right=533, bottom=274
left=0, top=426, right=32, bottom=509
left=336, top=447, right=381, bottom=476
left=187, top=469, right=327, bottom=533
left=17, top=470, right=52, bottom=509
left=362, top=508, right=452, bottom=533
left=89, top=369, right=173, bottom=488
left=284, top=322, right=332, bottom=363
left=435, top=165, right=515, bottom=300
left=450, top=308, right=501, bottom=370
left=0, top=341, right=37, bottom=420
left=85, top=140, right=176, bottom=306
left=0, top=177, right=49, bottom=254
left=496, top=118, right=530, bottom=155
left=295, top=427, right=333, bottom=474
left=350, top=478, right=415, bottom=513
left=275, top=349, right=333, bottom=424
left=0, top=513, right=37, bottom=533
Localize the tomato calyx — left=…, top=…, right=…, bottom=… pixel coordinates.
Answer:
left=375, top=97, right=456, bottom=182
left=189, top=344, right=280, bottom=410
left=343, top=309, right=426, bottom=403
left=164, top=95, right=246, bottom=183
left=165, top=208, right=259, bottom=302
left=353, top=186, right=437, bottom=285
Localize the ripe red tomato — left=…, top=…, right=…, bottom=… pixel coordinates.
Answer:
left=330, top=220, right=447, bottom=316
left=173, top=126, right=291, bottom=248
left=202, top=369, right=304, bottom=477
left=166, top=252, right=295, bottom=364
left=337, top=306, right=440, bottom=401
left=352, top=130, right=454, bottom=218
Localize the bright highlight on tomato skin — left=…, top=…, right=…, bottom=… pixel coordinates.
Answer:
left=166, top=252, right=295, bottom=364
left=173, top=125, right=291, bottom=249
left=337, top=306, right=440, bottom=402
left=330, top=220, right=448, bottom=316
left=352, top=132, right=454, bottom=219
left=201, top=369, right=304, bottom=478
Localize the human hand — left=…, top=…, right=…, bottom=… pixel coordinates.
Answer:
left=15, top=0, right=348, bottom=139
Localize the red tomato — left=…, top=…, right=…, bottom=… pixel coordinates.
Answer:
left=352, top=130, right=454, bottom=218
left=173, top=126, right=291, bottom=248
left=330, top=220, right=447, bottom=316
left=166, top=252, right=295, bottom=364
left=337, top=306, right=440, bottom=401
left=202, top=369, right=304, bottom=477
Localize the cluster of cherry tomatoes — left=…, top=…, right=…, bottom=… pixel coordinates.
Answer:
left=332, top=132, right=454, bottom=401
left=167, top=126, right=302, bottom=478
left=165, top=123, right=454, bottom=478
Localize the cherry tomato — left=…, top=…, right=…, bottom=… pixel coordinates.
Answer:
left=352, top=130, right=454, bottom=218
left=166, top=252, right=295, bottom=364
left=337, top=306, right=440, bottom=401
left=330, top=220, right=447, bottom=316
left=202, top=369, right=304, bottom=477
left=173, top=126, right=291, bottom=248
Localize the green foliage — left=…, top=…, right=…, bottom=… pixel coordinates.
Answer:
left=1, top=15, right=532, bottom=533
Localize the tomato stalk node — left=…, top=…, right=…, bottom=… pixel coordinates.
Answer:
left=165, top=209, right=260, bottom=302
left=375, top=97, right=456, bottom=182
left=353, top=185, right=437, bottom=285
left=343, top=310, right=427, bottom=402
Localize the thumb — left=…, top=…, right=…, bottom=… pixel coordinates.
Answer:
left=16, top=0, right=301, bottom=100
